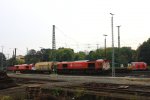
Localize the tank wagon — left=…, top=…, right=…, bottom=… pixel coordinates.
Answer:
left=34, top=62, right=54, bottom=74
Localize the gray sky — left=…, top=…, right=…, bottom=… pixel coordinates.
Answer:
left=0, top=0, right=150, bottom=57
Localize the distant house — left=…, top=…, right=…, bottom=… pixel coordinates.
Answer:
left=16, top=55, right=24, bottom=60
left=16, top=55, right=25, bottom=64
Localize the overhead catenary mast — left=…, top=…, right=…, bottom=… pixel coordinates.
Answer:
left=52, top=25, right=57, bottom=73
left=52, top=25, right=56, bottom=50
left=117, top=25, right=121, bottom=67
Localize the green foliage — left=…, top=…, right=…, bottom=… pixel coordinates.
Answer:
left=0, top=53, right=6, bottom=70
left=25, top=49, right=40, bottom=64
left=74, top=51, right=86, bottom=60
left=86, top=51, right=99, bottom=60
left=16, top=59, right=25, bottom=65
left=0, top=96, right=13, bottom=100
left=40, top=49, right=54, bottom=61
left=5, top=44, right=143, bottom=67
left=118, top=47, right=134, bottom=64
left=115, top=47, right=135, bottom=67
left=137, top=38, right=150, bottom=65
left=94, top=47, right=135, bottom=67
left=56, top=48, right=74, bottom=61
left=7, top=55, right=25, bottom=67
left=6, top=57, right=16, bottom=66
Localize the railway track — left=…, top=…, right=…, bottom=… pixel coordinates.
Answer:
left=62, top=82, right=150, bottom=96
left=7, top=68, right=150, bottom=78
left=57, top=70, right=150, bottom=78
left=114, top=70, right=150, bottom=77
left=84, top=86, right=150, bottom=96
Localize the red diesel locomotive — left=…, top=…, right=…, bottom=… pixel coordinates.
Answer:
left=7, top=64, right=34, bottom=73
left=130, top=62, right=147, bottom=70
left=57, top=59, right=110, bottom=74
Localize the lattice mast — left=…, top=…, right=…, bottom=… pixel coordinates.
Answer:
left=52, top=25, right=56, bottom=50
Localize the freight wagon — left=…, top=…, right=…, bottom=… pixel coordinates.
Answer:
left=14, top=64, right=34, bottom=73
left=34, top=62, right=54, bottom=74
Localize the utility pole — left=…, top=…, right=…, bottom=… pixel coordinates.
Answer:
left=27, top=48, right=29, bottom=55
left=96, top=44, right=99, bottom=50
left=7, top=54, right=9, bottom=60
left=103, top=34, right=108, bottom=59
left=13, top=48, right=17, bottom=65
left=14, top=48, right=17, bottom=59
left=110, top=13, right=115, bottom=77
left=87, top=44, right=91, bottom=52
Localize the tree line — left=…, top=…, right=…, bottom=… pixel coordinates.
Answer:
left=0, top=38, right=150, bottom=69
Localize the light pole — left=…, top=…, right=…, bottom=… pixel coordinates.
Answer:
left=117, top=26, right=121, bottom=49
left=103, top=34, right=108, bottom=59
left=110, top=13, right=115, bottom=77
left=117, top=25, right=121, bottom=67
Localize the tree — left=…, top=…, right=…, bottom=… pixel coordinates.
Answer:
left=116, top=47, right=133, bottom=67
left=74, top=51, right=86, bottom=60
left=137, top=38, right=150, bottom=65
left=16, top=59, right=25, bottom=65
left=25, top=49, right=40, bottom=64
left=41, top=49, right=54, bottom=61
left=86, top=47, right=135, bottom=67
left=0, top=53, right=6, bottom=70
left=56, top=48, right=74, bottom=61
left=86, top=51, right=99, bottom=60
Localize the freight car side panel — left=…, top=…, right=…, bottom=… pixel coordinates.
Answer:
left=67, top=62, right=88, bottom=69
left=57, top=60, right=110, bottom=70
left=7, top=66, right=16, bottom=71
left=57, top=62, right=69, bottom=69
left=15, top=64, right=33, bottom=71
left=35, top=62, right=53, bottom=71
left=57, top=62, right=89, bottom=70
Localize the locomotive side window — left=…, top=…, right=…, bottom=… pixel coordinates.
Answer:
left=62, top=64, right=68, bottom=69
left=26, top=66, right=29, bottom=69
left=16, top=66, right=19, bottom=69
left=88, top=63, right=95, bottom=69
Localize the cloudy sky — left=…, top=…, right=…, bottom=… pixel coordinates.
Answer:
left=0, top=0, right=150, bottom=57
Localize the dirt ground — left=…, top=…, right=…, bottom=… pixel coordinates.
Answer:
left=1, top=73, right=150, bottom=100
left=0, top=71, right=17, bottom=90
